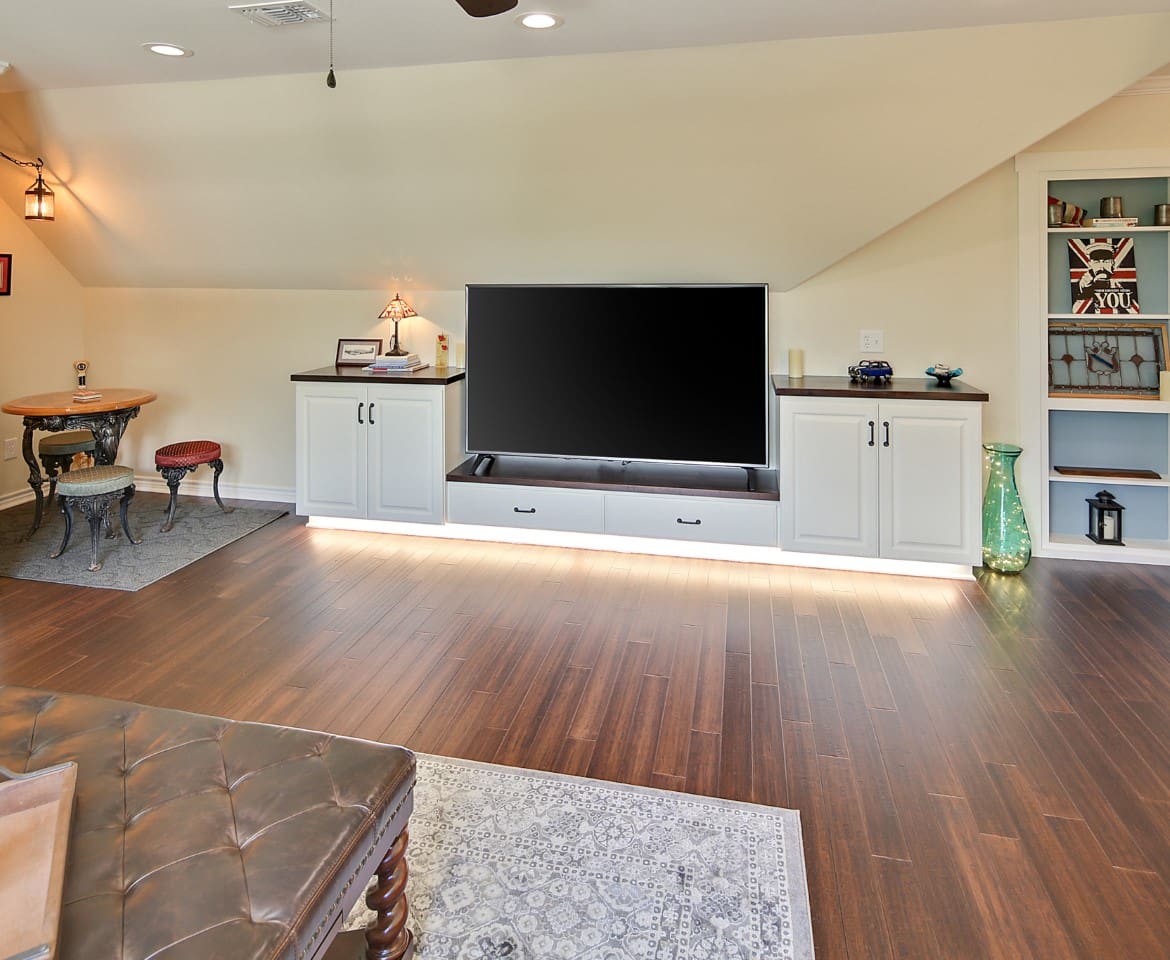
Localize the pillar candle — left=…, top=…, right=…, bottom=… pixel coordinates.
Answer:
left=1161, top=370, right=1170, bottom=402
left=455, top=340, right=466, bottom=367
left=788, top=348, right=805, bottom=379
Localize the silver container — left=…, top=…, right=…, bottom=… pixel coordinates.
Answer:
left=1100, top=196, right=1124, bottom=217
left=1156, top=203, right=1170, bottom=227
left=1047, top=202, right=1064, bottom=226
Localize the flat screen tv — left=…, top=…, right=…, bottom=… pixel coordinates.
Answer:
left=465, top=283, right=769, bottom=468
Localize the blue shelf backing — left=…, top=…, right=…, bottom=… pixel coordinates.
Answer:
left=1049, top=177, right=1169, bottom=223
left=1050, top=479, right=1168, bottom=541
left=1049, top=409, right=1168, bottom=474
left=1047, top=230, right=1168, bottom=315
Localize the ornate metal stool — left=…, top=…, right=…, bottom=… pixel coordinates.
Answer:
left=154, top=440, right=232, bottom=532
left=38, top=429, right=96, bottom=506
left=51, top=464, right=142, bottom=572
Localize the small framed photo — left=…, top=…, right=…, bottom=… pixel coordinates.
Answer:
left=335, top=338, right=382, bottom=366
left=0, top=254, right=10, bottom=296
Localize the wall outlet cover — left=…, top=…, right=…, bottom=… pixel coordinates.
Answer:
left=3, top=438, right=17, bottom=460
left=860, top=329, right=884, bottom=352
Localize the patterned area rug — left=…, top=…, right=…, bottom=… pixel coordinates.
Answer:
left=345, top=754, right=814, bottom=959
left=0, top=492, right=287, bottom=591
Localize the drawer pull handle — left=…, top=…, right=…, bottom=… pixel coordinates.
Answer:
left=676, top=518, right=702, bottom=525
left=513, top=506, right=536, bottom=514
left=883, top=421, right=890, bottom=447
left=369, top=402, right=375, bottom=426
left=868, top=420, right=875, bottom=447
left=357, top=402, right=364, bottom=425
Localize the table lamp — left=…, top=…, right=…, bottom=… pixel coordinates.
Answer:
left=378, top=293, right=416, bottom=356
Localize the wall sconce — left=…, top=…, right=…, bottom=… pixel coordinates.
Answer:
left=0, top=151, right=54, bottom=221
left=378, top=293, right=417, bottom=356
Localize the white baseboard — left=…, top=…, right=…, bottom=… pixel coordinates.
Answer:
left=1, top=476, right=293, bottom=508
left=306, top=516, right=977, bottom=581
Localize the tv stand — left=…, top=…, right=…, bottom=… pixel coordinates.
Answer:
left=446, top=455, right=782, bottom=548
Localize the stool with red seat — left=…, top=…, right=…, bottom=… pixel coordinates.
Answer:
left=154, top=440, right=233, bottom=532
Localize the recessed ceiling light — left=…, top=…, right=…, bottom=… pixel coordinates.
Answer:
left=143, top=42, right=194, bottom=58
left=517, top=12, right=562, bottom=29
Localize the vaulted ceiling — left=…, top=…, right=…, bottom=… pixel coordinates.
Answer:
left=2, top=10, right=1170, bottom=292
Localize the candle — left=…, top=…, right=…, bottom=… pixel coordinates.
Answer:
left=1161, top=370, right=1170, bottom=401
left=455, top=340, right=466, bottom=367
left=788, top=348, right=805, bottom=379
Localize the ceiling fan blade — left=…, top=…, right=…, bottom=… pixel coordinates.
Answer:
left=454, top=0, right=518, bottom=17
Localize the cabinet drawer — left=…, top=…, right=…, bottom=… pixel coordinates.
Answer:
left=604, top=493, right=778, bottom=546
left=448, top=482, right=605, bottom=533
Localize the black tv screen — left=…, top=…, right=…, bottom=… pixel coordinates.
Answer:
left=465, top=284, right=769, bottom=467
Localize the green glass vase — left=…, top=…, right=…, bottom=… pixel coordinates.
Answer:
left=982, top=442, right=1031, bottom=573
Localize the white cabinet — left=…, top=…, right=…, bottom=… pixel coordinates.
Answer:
left=296, top=380, right=464, bottom=523
left=779, top=396, right=982, bottom=564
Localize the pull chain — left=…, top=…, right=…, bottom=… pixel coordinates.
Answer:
left=326, top=0, right=336, bottom=87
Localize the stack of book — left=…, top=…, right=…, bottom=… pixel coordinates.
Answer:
left=71, top=389, right=103, bottom=402
left=365, top=354, right=429, bottom=373
left=1082, top=216, right=1140, bottom=228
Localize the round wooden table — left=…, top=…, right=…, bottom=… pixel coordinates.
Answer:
left=2, top=388, right=157, bottom=539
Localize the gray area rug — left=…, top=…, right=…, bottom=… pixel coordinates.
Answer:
left=0, top=492, right=287, bottom=591
left=345, top=754, right=814, bottom=959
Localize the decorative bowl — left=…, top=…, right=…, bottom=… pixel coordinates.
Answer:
left=926, top=364, right=962, bottom=385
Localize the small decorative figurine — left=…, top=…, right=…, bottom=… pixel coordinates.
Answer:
left=74, top=359, right=89, bottom=388
left=848, top=359, right=893, bottom=384
left=926, top=363, right=963, bottom=385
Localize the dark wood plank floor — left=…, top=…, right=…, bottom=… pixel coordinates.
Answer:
left=4, top=502, right=1170, bottom=958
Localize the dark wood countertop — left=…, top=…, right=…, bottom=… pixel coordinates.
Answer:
left=291, top=365, right=466, bottom=385
left=448, top=456, right=779, bottom=501
left=772, top=374, right=989, bottom=402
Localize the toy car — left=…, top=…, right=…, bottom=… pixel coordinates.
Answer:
left=848, top=359, right=894, bottom=384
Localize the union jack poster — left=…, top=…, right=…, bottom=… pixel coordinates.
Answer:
left=1068, top=237, right=1140, bottom=314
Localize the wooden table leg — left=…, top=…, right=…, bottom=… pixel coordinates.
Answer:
left=364, top=828, right=414, bottom=960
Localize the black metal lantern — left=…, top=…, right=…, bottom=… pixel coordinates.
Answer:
left=1086, top=489, right=1125, bottom=546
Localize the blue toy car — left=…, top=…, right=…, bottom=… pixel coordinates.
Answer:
left=848, top=359, right=894, bottom=384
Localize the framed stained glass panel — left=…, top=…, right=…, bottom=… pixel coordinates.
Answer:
left=1048, top=320, right=1169, bottom=397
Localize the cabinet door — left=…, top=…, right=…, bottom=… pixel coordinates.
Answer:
left=296, top=384, right=366, bottom=517
left=878, top=401, right=981, bottom=564
left=779, top=397, right=879, bottom=557
left=367, top=384, right=444, bottom=523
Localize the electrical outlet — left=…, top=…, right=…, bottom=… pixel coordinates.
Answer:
left=860, top=329, right=884, bottom=353
left=3, top=438, right=16, bottom=460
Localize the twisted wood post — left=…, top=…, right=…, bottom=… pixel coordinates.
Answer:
left=365, top=827, right=414, bottom=960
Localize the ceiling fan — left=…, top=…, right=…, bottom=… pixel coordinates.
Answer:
left=454, top=0, right=518, bottom=16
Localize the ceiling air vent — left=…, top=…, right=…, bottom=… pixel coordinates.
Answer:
left=228, top=2, right=332, bottom=26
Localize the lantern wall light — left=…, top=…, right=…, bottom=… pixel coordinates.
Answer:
left=0, top=151, right=54, bottom=221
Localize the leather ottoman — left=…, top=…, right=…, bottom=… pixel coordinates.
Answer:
left=0, top=685, right=415, bottom=960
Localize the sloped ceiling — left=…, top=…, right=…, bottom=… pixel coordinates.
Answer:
left=3, top=14, right=1170, bottom=292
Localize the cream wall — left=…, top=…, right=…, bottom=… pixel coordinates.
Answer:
left=0, top=203, right=85, bottom=500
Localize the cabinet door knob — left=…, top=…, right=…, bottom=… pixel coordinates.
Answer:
left=883, top=421, right=890, bottom=447
left=513, top=506, right=536, bottom=514
left=369, top=403, right=375, bottom=426
left=357, top=402, right=364, bottom=425
left=868, top=420, right=875, bottom=447
left=676, top=518, right=702, bottom=525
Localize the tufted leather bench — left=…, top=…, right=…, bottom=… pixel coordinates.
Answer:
left=0, top=685, right=416, bottom=960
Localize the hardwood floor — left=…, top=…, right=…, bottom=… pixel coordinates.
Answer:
left=4, top=505, right=1170, bottom=958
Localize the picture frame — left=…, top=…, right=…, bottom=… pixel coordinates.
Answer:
left=1048, top=319, right=1168, bottom=398
left=335, top=338, right=382, bottom=366
left=0, top=254, right=10, bottom=296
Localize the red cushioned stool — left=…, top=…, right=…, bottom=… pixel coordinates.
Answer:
left=154, top=439, right=233, bottom=532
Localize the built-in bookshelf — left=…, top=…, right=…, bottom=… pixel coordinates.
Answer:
left=1018, top=150, right=1170, bottom=564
